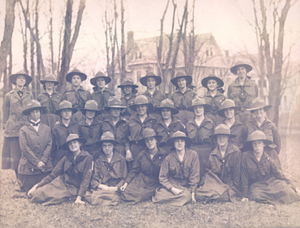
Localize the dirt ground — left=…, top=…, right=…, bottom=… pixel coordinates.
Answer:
left=1, top=132, right=300, bottom=228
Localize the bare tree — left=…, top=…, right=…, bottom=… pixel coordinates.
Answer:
left=120, top=0, right=126, bottom=81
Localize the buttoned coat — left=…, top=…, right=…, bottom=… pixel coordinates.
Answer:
left=170, top=88, right=196, bottom=110
left=62, top=86, right=92, bottom=109
left=143, top=89, right=166, bottom=108
left=91, top=87, right=115, bottom=112
left=37, top=91, right=62, bottom=114
left=223, top=120, right=247, bottom=150
left=78, top=119, right=102, bottom=146
left=186, top=117, right=214, bottom=145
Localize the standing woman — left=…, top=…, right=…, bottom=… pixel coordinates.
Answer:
left=201, top=74, right=226, bottom=125
left=170, top=71, right=197, bottom=125
left=28, top=134, right=93, bottom=205
left=228, top=61, right=258, bottom=125
left=186, top=97, right=214, bottom=180
left=152, top=131, right=200, bottom=206
left=120, top=128, right=167, bottom=204
left=85, top=132, right=127, bottom=206
left=2, top=70, right=33, bottom=179
left=18, top=100, right=53, bottom=191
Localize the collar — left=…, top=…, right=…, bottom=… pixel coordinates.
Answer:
left=79, top=118, right=100, bottom=127
left=144, top=89, right=158, bottom=97
left=210, top=142, right=239, bottom=159
left=187, top=116, right=213, bottom=128
left=30, top=119, right=41, bottom=127
left=204, top=90, right=224, bottom=98
left=92, top=87, right=110, bottom=93
left=174, top=87, right=192, bottom=95
left=104, top=115, right=127, bottom=126
left=97, top=152, right=123, bottom=163
left=131, top=113, right=156, bottom=123
left=67, top=86, right=84, bottom=92
left=156, top=116, right=181, bottom=127
left=232, top=77, right=253, bottom=87
left=67, top=150, right=90, bottom=163
left=244, top=150, right=269, bottom=164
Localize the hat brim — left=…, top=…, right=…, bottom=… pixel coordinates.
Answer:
left=9, top=73, right=32, bottom=86
left=66, top=72, right=87, bottom=83
left=80, top=108, right=102, bottom=115
left=104, top=105, right=126, bottom=111
left=187, top=104, right=211, bottom=112
left=129, top=103, right=153, bottom=112
left=90, top=76, right=111, bottom=86
left=171, top=75, right=192, bottom=87
left=242, top=139, right=272, bottom=151
left=201, top=76, right=224, bottom=88
left=22, top=106, right=47, bottom=116
left=247, top=105, right=272, bottom=112
left=96, top=139, right=119, bottom=146
left=54, top=108, right=78, bottom=115
left=217, top=106, right=241, bottom=118
left=40, top=80, right=59, bottom=86
left=165, top=136, right=192, bottom=148
left=140, top=75, right=162, bottom=86
left=117, top=84, right=139, bottom=89
left=230, top=64, right=252, bottom=74
left=154, top=107, right=179, bottom=115
left=61, top=137, right=87, bottom=150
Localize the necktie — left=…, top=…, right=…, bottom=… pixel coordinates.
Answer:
left=30, top=121, right=40, bottom=127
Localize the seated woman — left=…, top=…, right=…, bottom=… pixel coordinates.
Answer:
left=85, top=132, right=127, bottom=206
left=152, top=131, right=200, bottom=206
left=241, top=130, right=300, bottom=204
left=18, top=100, right=53, bottom=192
left=195, top=124, right=241, bottom=202
left=28, top=134, right=93, bottom=205
left=120, top=128, right=167, bottom=204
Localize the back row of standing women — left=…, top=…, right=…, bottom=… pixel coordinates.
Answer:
left=3, top=61, right=299, bottom=206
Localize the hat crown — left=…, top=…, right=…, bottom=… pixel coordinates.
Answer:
left=220, top=99, right=236, bottom=109
left=141, top=128, right=157, bottom=139
left=247, top=130, right=268, bottom=141
left=16, top=70, right=27, bottom=75
left=251, top=97, right=266, bottom=108
left=43, top=74, right=57, bottom=82
left=122, top=78, right=135, bottom=86
left=95, top=71, right=106, bottom=77
left=160, top=98, right=175, bottom=109
left=84, top=100, right=98, bottom=110
left=25, top=100, right=42, bottom=110
left=171, top=131, right=187, bottom=138
left=191, top=97, right=206, bottom=107
left=66, top=134, right=80, bottom=143
left=175, top=71, right=187, bottom=78
left=214, top=124, right=231, bottom=135
left=107, top=97, right=122, bottom=107
left=100, top=131, right=115, bottom=141
left=134, top=95, right=149, bottom=105
left=145, top=72, right=157, bottom=77
left=58, top=100, right=73, bottom=110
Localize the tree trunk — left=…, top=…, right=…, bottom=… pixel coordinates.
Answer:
left=120, top=0, right=126, bottom=81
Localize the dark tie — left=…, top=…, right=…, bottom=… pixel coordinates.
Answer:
left=30, top=121, right=40, bottom=127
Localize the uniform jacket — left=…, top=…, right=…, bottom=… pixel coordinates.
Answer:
left=120, top=95, right=136, bottom=119
left=62, top=86, right=92, bottom=109
left=126, top=148, right=167, bottom=187
left=37, top=150, right=93, bottom=197
left=241, top=151, right=288, bottom=197
left=186, top=117, right=214, bottom=145
left=18, top=123, right=53, bottom=175
left=143, top=89, right=166, bottom=108
left=204, top=91, right=226, bottom=115
left=37, top=91, right=62, bottom=114
left=91, top=152, right=127, bottom=189
left=171, top=88, right=197, bottom=110
left=224, top=119, right=247, bottom=149
left=78, top=119, right=102, bottom=146
left=208, top=143, right=241, bottom=190
left=246, top=118, right=281, bottom=154
left=128, top=114, right=156, bottom=142
left=159, top=148, right=200, bottom=192
left=154, top=117, right=185, bottom=143
left=3, top=87, right=33, bottom=137
left=52, top=120, right=79, bottom=150
left=91, top=87, right=115, bottom=111
left=228, top=77, right=258, bottom=111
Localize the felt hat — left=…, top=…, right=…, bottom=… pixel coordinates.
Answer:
left=117, top=78, right=138, bottom=89
left=210, top=124, right=236, bottom=138
left=90, top=71, right=111, bottom=86
left=154, top=98, right=179, bottom=115
left=96, top=131, right=119, bottom=145
left=217, top=99, right=241, bottom=118
left=140, top=72, right=162, bottom=86
left=170, top=71, right=192, bottom=87
left=243, top=130, right=272, bottom=149
left=230, top=61, right=252, bottom=74
left=54, top=100, right=78, bottom=115
left=104, top=97, right=126, bottom=111
left=9, top=70, right=32, bottom=86
left=40, top=74, right=59, bottom=86
left=80, top=100, right=101, bottom=115
left=166, top=131, right=192, bottom=148
left=66, top=69, right=87, bottom=83
left=187, top=97, right=211, bottom=112
left=61, top=134, right=87, bottom=150
left=201, top=74, right=224, bottom=88
left=246, top=97, right=272, bottom=112
left=129, top=95, right=153, bottom=112
left=139, top=128, right=162, bottom=144
left=22, top=100, right=46, bottom=115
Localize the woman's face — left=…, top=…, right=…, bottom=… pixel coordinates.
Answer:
left=110, top=108, right=121, bottom=118
left=207, top=79, right=218, bottom=91
left=253, top=108, right=266, bottom=119
left=16, top=75, right=26, bottom=87
left=193, top=105, right=204, bottom=117
left=177, top=77, right=187, bottom=89
left=45, top=82, right=55, bottom=90
left=71, top=75, right=82, bottom=87
left=102, top=142, right=114, bottom=155
left=146, top=77, right=156, bottom=89
left=137, top=104, right=147, bottom=116
left=30, top=109, right=41, bottom=122
left=237, top=66, right=247, bottom=78
left=161, top=108, right=172, bottom=120
left=174, top=139, right=186, bottom=151
left=68, top=140, right=81, bottom=152
left=61, top=109, right=72, bottom=120
left=252, top=140, right=265, bottom=156
left=123, top=86, right=133, bottom=95
left=224, top=108, right=235, bottom=119
left=96, top=78, right=106, bottom=89
left=86, top=110, right=96, bottom=119
left=145, top=136, right=157, bottom=150
left=217, top=135, right=229, bottom=147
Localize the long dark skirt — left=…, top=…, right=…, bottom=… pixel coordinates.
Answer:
left=2, top=137, right=21, bottom=170
left=85, top=189, right=120, bottom=206
left=152, top=187, right=192, bottom=206
left=190, top=144, right=212, bottom=180
left=18, top=172, right=50, bottom=192
left=31, top=176, right=78, bottom=205
left=248, top=177, right=300, bottom=205
left=127, top=143, right=144, bottom=170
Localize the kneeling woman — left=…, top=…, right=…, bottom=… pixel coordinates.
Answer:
left=28, top=134, right=93, bottom=205
left=120, top=128, right=167, bottom=204
left=152, top=131, right=200, bottom=206
left=241, top=131, right=300, bottom=204
left=195, top=124, right=241, bottom=202
left=85, top=132, right=127, bottom=206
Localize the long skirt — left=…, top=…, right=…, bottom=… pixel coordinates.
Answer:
left=190, top=144, right=212, bottom=180
left=152, top=187, right=192, bottom=206
left=31, top=176, right=78, bottom=206
left=127, top=143, right=144, bottom=170
left=195, top=170, right=239, bottom=202
left=2, top=137, right=21, bottom=170
left=85, top=189, right=120, bottom=206
left=248, top=177, right=300, bottom=205
left=18, top=172, right=50, bottom=192
left=175, top=110, right=194, bottom=126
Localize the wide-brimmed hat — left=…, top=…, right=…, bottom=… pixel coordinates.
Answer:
left=22, top=100, right=47, bottom=115
left=9, top=70, right=32, bottom=86
left=210, top=124, right=236, bottom=138
left=246, top=97, right=272, bottom=112
left=104, top=97, right=126, bottom=111
left=40, top=74, right=59, bottom=86
left=166, top=131, right=192, bottom=147
left=90, top=71, right=111, bottom=86
left=154, top=98, right=179, bottom=115
left=138, top=128, right=162, bottom=144
left=140, top=72, right=162, bottom=87
left=230, top=61, right=253, bottom=74
left=187, top=97, right=211, bottom=112
left=96, top=131, right=119, bottom=146
left=66, top=69, right=87, bottom=83
left=243, top=130, right=272, bottom=149
left=201, top=74, right=224, bottom=88
left=61, top=134, right=87, bottom=150
left=80, top=100, right=101, bottom=115
left=217, top=99, right=241, bottom=118
left=129, top=95, right=153, bottom=112
left=54, top=100, right=78, bottom=115
left=170, top=71, right=192, bottom=87
left=117, top=78, right=138, bottom=89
